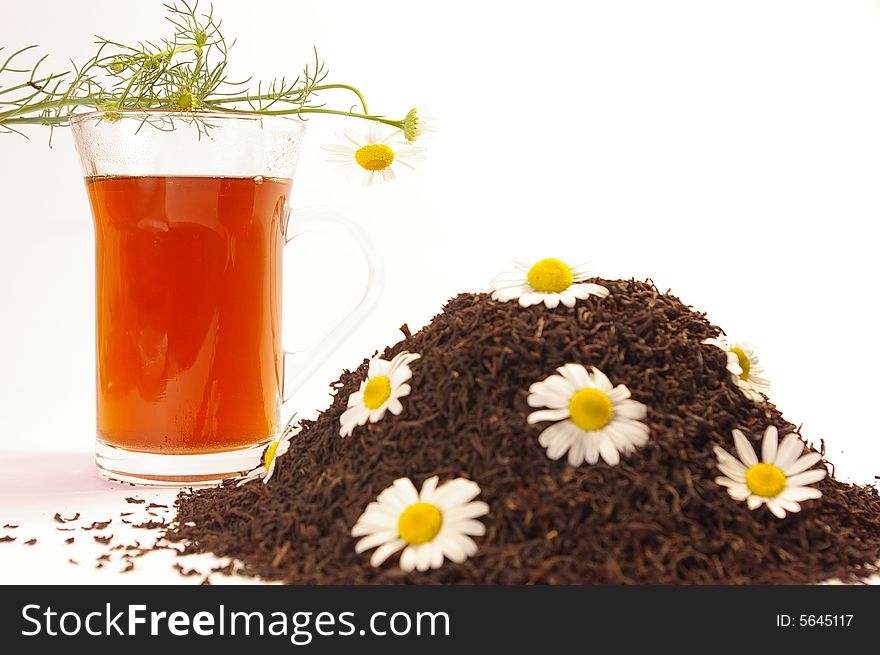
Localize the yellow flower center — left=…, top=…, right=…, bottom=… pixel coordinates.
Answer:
left=175, top=88, right=197, bottom=110
left=731, top=347, right=751, bottom=381
left=745, top=462, right=787, bottom=498
left=569, top=388, right=614, bottom=431
left=527, top=258, right=574, bottom=293
left=362, top=375, right=392, bottom=410
left=263, top=440, right=280, bottom=471
left=354, top=144, right=395, bottom=171
left=398, top=502, right=443, bottom=545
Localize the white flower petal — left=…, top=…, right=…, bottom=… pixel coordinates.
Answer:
left=558, top=363, right=590, bottom=389
left=766, top=499, right=788, bottom=519
left=449, top=533, right=479, bottom=558
left=761, top=425, right=778, bottom=463
left=518, top=292, right=545, bottom=307
left=351, top=515, right=397, bottom=536
left=606, top=385, right=631, bottom=403
left=528, top=374, right=577, bottom=407
left=543, top=293, right=561, bottom=309
left=370, top=539, right=405, bottom=567
left=442, top=501, right=490, bottom=523
left=355, top=530, right=399, bottom=553
left=570, top=283, right=610, bottom=299
left=780, top=486, right=822, bottom=502
left=567, top=434, right=585, bottom=466
left=415, top=544, right=432, bottom=571
left=613, top=398, right=646, bottom=420
left=782, top=452, right=823, bottom=477
left=400, top=545, right=418, bottom=572
left=587, top=367, right=613, bottom=393
left=719, top=481, right=751, bottom=501
left=597, top=433, right=621, bottom=466
left=433, top=479, right=481, bottom=508
left=775, top=497, right=802, bottom=514
left=429, top=543, right=444, bottom=570
left=437, top=534, right=467, bottom=563
left=583, top=433, right=600, bottom=464
left=732, top=429, right=759, bottom=466
left=546, top=425, right=577, bottom=460
left=714, top=447, right=748, bottom=476
left=717, top=461, right=748, bottom=482
left=526, top=407, right=571, bottom=424
left=746, top=495, right=763, bottom=510
left=387, top=397, right=404, bottom=415
left=419, top=475, right=440, bottom=503
left=774, top=433, right=806, bottom=470
left=786, top=468, right=826, bottom=487
left=452, top=519, right=487, bottom=537
left=391, top=478, right=420, bottom=506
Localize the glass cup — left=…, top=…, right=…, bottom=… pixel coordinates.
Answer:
left=70, top=110, right=383, bottom=486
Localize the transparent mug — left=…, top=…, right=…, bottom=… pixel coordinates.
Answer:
left=70, top=110, right=383, bottom=485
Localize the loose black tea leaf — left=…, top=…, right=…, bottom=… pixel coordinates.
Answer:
left=167, top=282, right=880, bottom=584
left=24, top=538, right=36, bottom=545
left=133, top=520, right=166, bottom=529
left=82, top=520, right=112, bottom=531
left=93, top=535, right=113, bottom=545
left=0, top=536, right=15, bottom=543
left=125, top=498, right=145, bottom=505
left=210, top=562, right=236, bottom=576
left=53, top=512, right=80, bottom=523
left=2, top=524, right=18, bottom=529
left=173, top=563, right=201, bottom=577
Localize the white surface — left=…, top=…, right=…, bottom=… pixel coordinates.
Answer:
left=1, top=0, right=879, bottom=583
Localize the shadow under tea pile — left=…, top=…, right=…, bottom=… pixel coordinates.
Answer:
left=167, top=279, right=880, bottom=583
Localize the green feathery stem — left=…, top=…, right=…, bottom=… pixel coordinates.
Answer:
left=0, top=1, right=418, bottom=140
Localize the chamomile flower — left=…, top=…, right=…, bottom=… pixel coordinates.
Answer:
left=714, top=426, right=826, bottom=519
left=702, top=337, right=770, bottom=402
left=237, top=427, right=295, bottom=486
left=339, top=351, right=421, bottom=438
left=401, top=107, right=434, bottom=142
left=352, top=476, right=489, bottom=571
left=527, top=364, right=649, bottom=467
left=489, top=258, right=609, bottom=309
left=323, top=122, right=425, bottom=186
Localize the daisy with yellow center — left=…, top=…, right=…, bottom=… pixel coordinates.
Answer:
left=527, top=363, right=649, bottom=467
left=352, top=476, right=489, bottom=571
left=702, top=337, right=770, bottom=402
left=339, top=351, right=421, bottom=438
left=237, top=426, right=295, bottom=486
left=714, top=426, right=826, bottom=519
left=489, top=259, right=609, bottom=309
left=323, top=122, right=426, bottom=186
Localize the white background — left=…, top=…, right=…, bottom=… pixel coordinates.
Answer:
left=1, top=0, right=878, bottom=583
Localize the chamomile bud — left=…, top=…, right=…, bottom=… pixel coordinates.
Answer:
left=402, top=107, right=431, bottom=142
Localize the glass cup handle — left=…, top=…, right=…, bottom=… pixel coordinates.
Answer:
left=281, top=207, right=385, bottom=402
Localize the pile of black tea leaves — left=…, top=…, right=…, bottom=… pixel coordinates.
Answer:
left=166, top=279, right=880, bottom=584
